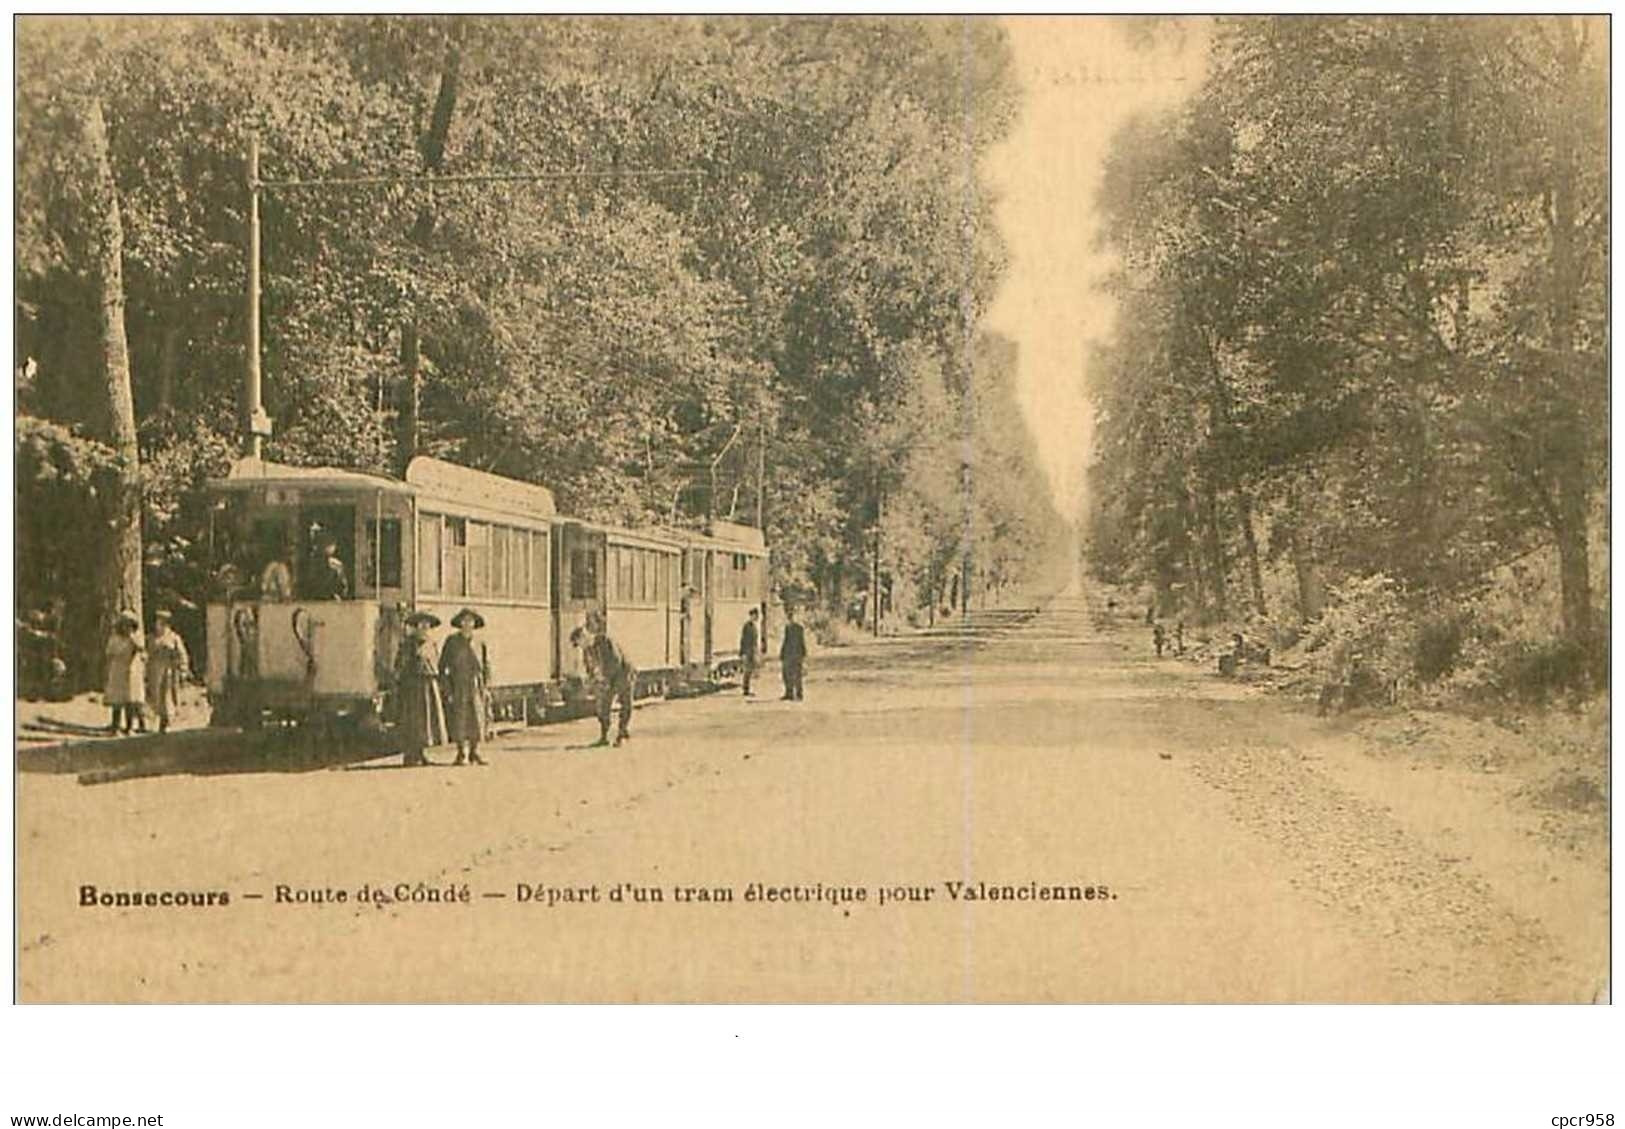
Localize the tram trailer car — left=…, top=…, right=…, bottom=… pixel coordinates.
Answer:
left=685, top=520, right=769, bottom=680
left=204, top=456, right=768, bottom=734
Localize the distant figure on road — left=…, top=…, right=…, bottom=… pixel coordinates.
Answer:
left=144, top=609, right=191, bottom=734
left=1174, top=621, right=1185, bottom=656
left=574, top=620, right=636, bottom=747
left=779, top=607, right=807, bottom=701
left=394, top=611, right=448, bottom=767
left=1153, top=622, right=1167, bottom=658
left=104, top=610, right=146, bottom=734
left=440, top=608, right=491, bottom=766
left=739, top=607, right=761, bottom=696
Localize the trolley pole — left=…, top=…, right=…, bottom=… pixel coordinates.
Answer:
left=239, top=146, right=699, bottom=466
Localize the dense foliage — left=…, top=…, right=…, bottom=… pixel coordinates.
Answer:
left=1084, top=16, right=1608, bottom=699
left=16, top=16, right=1064, bottom=681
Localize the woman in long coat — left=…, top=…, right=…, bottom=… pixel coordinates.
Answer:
left=144, top=609, right=191, bottom=734
left=439, top=608, right=491, bottom=766
left=393, top=611, right=448, bottom=766
left=104, top=610, right=146, bottom=734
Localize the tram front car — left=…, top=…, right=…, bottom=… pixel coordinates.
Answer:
left=204, top=457, right=411, bottom=730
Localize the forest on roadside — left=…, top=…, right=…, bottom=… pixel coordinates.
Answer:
left=15, top=15, right=1064, bottom=683
left=1084, top=16, right=1608, bottom=706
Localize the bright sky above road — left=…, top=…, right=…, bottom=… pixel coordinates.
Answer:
left=984, top=16, right=1209, bottom=520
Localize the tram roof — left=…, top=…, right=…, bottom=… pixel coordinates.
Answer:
left=211, top=457, right=413, bottom=495
left=209, top=456, right=559, bottom=521
left=405, top=456, right=556, bottom=518
left=706, top=519, right=767, bottom=551
left=642, top=522, right=768, bottom=554
left=554, top=519, right=765, bottom=555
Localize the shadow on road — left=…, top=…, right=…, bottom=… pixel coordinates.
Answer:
left=18, top=726, right=400, bottom=787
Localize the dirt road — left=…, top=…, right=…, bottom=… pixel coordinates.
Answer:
left=15, top=594, right=1608, bottom=1002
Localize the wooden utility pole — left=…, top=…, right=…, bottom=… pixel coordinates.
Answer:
left=758, top=400, right=769, bottom=640
left=872, top=482, right=883, bottom=637
left=244, top=134, right=271, bottom=458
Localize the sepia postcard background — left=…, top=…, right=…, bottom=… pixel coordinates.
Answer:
left=11, top=14, right=1610, bottom=1006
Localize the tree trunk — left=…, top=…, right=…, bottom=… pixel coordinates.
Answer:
left=1200, top=477, right=1227, bottom=620
left=84, top=97, right=143, bottom=643
left=398, top=36, right=463, bottom=471
left=156, top=322, right=179, bottom=411
left=1235, top=486, right=1266, bottom=618
left=1285, top=522, right=1326, bottom=623
left=410, top=36, right=462, bottom=244
left=1548, top=16, right=1593, bottom=651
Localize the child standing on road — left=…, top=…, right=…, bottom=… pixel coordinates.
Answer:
left=144, top=609, right=191, bottom=734
left=104, top=610, right=147, bottom=734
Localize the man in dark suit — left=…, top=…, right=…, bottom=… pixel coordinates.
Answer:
left=739, top=607, right=761, bottom=696
left=779, top=606, right=807, bottom=701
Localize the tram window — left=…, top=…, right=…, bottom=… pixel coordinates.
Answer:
left=417, top=515, right=442, bottom=593
left=531, top=531, right=549, bottom=601
left=490, top=526, right=508, bottom=597
left=570, top=547, right=597, bottom=600
left=366, top=518, right=403, bottom=589
left=511, top=531, right=528, bottom=598
left=468, top=522, right=490, bottom=596
left=444, top=518, right=467, bottom=597
left=635, top=550, right=648, bottom=604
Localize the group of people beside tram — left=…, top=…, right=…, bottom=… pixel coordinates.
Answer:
left=391, top=602, right=810, bottom=768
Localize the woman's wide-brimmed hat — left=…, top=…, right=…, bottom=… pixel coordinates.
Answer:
left=153, top=608, right=173, bottom=621
left=451, top=608, right=485, bottom=629
left=404, top=611, right=441, bottom=628
left=115, top=609, right=140, bottom=628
